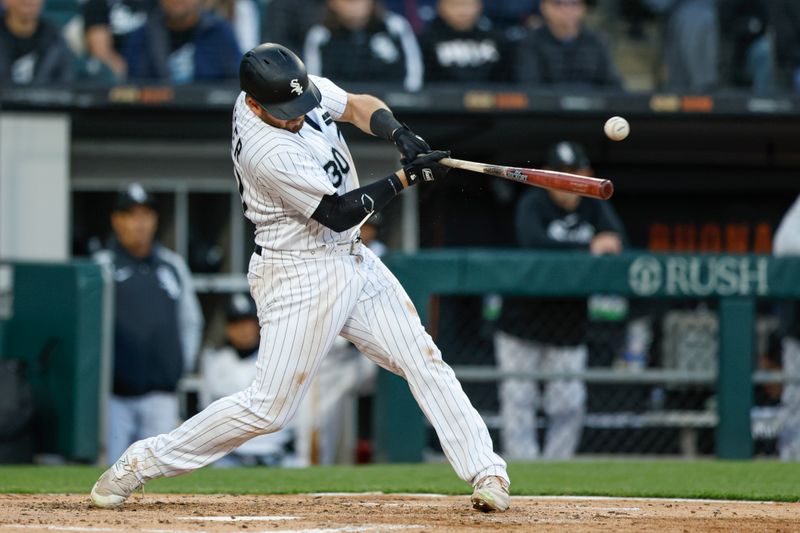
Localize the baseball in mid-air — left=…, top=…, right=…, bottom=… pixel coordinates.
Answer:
left=604, top=116, right=630, bottom=141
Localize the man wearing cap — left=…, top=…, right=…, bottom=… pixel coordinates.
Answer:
left=94, top=183, right=204, bottom=464
left=494, top=141, right=627, bottom=460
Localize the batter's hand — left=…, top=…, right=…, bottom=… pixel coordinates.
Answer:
left=402, top=151, right=450, bottom=186
left=392, top=125, right=431, bottom=164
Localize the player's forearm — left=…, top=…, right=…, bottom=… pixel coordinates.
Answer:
left=310, top=173, right=406, bottom=232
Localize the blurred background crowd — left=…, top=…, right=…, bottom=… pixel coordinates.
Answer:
left=2, top=0, right=800, bottom=94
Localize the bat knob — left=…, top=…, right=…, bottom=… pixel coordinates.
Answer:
left=600, top=180, right=614, bottom=200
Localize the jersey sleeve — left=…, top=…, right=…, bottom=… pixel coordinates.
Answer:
left=309, top=75, right=348, bottom=120
left=259, top=150, right=337, bottom=219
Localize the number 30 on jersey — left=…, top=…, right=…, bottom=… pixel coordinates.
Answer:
left=324, top=147, right=350, bottom=188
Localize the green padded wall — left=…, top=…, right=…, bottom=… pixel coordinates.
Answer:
left=1, top=261, right=104, bottom=462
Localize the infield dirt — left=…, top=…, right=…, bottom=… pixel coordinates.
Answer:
left=0, top=493, right=798, bottom=532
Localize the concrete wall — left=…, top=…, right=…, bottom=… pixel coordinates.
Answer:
left=0, top=113, right=70, bottom=261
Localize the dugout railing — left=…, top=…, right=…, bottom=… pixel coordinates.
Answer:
left=376, top=250, right=800, bottom=462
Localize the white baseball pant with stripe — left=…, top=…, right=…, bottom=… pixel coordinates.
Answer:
left=124, top=245, right=508, bottom=486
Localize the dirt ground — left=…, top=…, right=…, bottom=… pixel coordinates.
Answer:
left=0, top=493, right=798, bottom=533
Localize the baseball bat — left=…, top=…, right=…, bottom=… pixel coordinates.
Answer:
left=440, top=157, right=614, bottom=200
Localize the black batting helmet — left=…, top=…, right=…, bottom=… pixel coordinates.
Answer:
left=240, top=43, right=321, bottom=120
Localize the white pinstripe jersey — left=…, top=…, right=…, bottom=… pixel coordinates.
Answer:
left=231, top=75, right=359, bottom=251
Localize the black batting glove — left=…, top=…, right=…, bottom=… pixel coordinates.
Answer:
left=392, top=125, right=432, bottom=164
left=402, top=150, right=451, bottom=186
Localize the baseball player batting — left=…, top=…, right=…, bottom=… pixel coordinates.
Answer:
left=90, top=43, right=510, bottom=512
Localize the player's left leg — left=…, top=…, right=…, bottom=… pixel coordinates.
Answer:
left=541, top=344, right=587, bottom=460
left=339, top=249, right=508, bottom=510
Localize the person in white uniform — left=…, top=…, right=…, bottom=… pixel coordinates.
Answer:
left=90, top=42, right=510, bottom=512
left=774, top=194, right=800, bottom=460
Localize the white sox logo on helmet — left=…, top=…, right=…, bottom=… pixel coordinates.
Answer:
left=290, top=79, right=303, bottom=95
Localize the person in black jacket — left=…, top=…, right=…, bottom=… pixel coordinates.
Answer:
left=418, top=0, right=511, bottom=83
left=514, top=0, right=622, bottom=89
left=303, top=0, right=423, bottom=91
left=82, top=0, right=158, bottom=81
left=494, top=141, right=627, bottom=460
left=263, top=0, right=325, bottom=53
left=123, top=0, right=241, bottom=83
left=94, top=183, right=204, bottom=464
left=0, top=0, right=74, bottom=84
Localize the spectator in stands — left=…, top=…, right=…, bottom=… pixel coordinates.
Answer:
left=774, top=194, right=800, bottom=460
left=381, top=0, right=435, bottom=33
left=262, top=0, right=324, bottom=53
left=95, top=183, right=204, bottom=464
left=199, top=294, right=292, bottom=466
left=484, top=0, right=536, bottom=31
left=124, top=0, right=240, bottom=83
left=514, top=0, right=622, bottom=89
left=82, top=0, right=157, bottom=81
left=644, top=0, right=718, bottom=92
left=205, top=0, right=260, bottom=52
left=719, top=0, right=773, bottom=94
left=0, top=0, right=74, bottom=84
left=494, top=141, right=627, bottom=460
left=768, top=1, right=800, bottom=93
left=304, top=0, right=423, bottom=92
left=418, top=0, right=511, bottom=83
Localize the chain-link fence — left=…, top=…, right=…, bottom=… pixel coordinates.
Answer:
left=424, top=293, right=794, bottom=459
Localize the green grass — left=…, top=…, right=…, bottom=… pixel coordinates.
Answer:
left=1, top=461, right=799, bottom=502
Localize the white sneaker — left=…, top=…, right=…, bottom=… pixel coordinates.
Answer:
left=90, top=453, right=144, bottom=508
left=471, top=476, right=510, bottom=512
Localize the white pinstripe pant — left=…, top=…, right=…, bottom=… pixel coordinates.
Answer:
left=125, top=246, right=508, bottom=486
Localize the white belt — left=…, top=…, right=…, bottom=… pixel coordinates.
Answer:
left=255, top=238, right=363, bottom=258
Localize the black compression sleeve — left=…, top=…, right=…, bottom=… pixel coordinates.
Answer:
left=311, top=174, right=404, bottom=232
left=369, top=108, right=403, bottom=140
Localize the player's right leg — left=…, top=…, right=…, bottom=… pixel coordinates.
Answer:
left=91, top=253, right=362, bottom=508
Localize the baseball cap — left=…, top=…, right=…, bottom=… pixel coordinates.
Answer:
left=546, top=141, right=591, bottom=170
left=114, top=182, right=156, bottom=212
left=226, top=293, right=258, bottom=322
